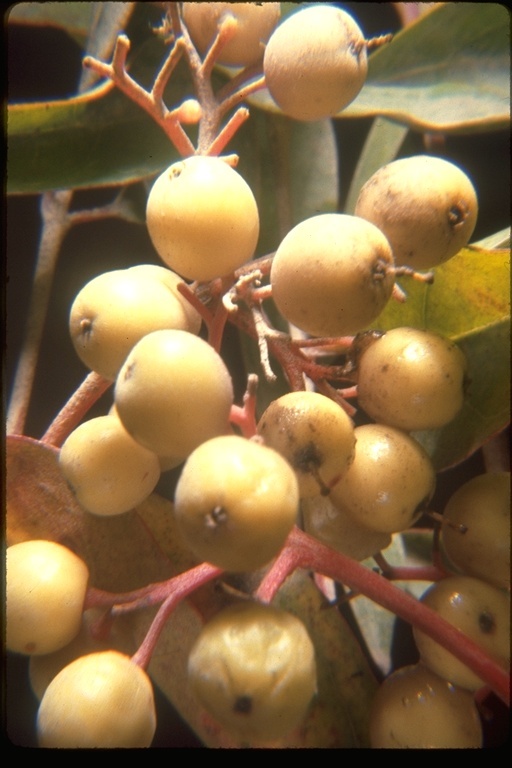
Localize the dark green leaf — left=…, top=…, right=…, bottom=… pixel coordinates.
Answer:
left=343, top=3, right=510, bottom=133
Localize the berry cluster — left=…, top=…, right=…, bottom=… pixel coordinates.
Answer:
left=6, top=2, right=509, bottom=749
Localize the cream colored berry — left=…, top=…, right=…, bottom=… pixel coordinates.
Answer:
left=182, top=2, right=281, bottom=67
left=330, top=424, right=436, bottom=534
left=114, top=329, right=234, bottom=458
left=188, top=602, right=317, bottom=742
left=59, top=412, right=161, bottom=516
left=146, top=156, right=260, bottom=282
left=37, top=651, right=156, bottom=748
left=174, top=435, right=299, bottom=572
left=356, top=327, right=468, bottom=431
left=355, top=155, right=478, bottom=269
left=69, top=264, right=201, bottom=381
left=257, top=390, right=355, bottom=497
left=270, top=213, right=395, bottom=337
left=6, top=540, right=89, bottom=656
left=263, top=5, right=367, bottom=121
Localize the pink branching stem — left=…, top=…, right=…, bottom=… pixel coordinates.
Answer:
left=217, top=75, right=266, bottom=119
left=256, top=526, right=510, bottom=706
left=40, top=372, right=112, bottom=448
left=206, top=107, right=250, bottom=157
left=82, top=35, right=195, bottom=157
left=130, top=562, right=223, bottom=670
left=229, top=374, right=259, bottom=438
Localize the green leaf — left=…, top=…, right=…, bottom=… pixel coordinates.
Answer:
left=372, top=245, right=511, bottom=469
left=7, top=81, right=185, bottom=194
left=7, top=2, right=95, bottom=41
left=343, top=3, right=511, bottom=133
left=344, top=116, right=409, bottom=214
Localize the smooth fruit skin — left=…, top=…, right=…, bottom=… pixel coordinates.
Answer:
left=329, top=424, right=436, bottom=534
left=257, top=391, right=356, bottom=497
left=413, top=576, right=510, bottom=691
left=270, top=214, right=395, bottom=337
left=187, top=602, right=317, bottom=743
left=369, top=663, right=483, bottom=748
left=441, top=472, right=511, bottom=590
left=355, top=155, right=478, bottom=269
left=6, top=540, right=89, bottom=656
left=114, top=329, right=234, bottom=458
left=356, top=327, right=468, bottom=431
left=146, top=156, right=260, bottom=282
left=302, top=494, right=392, bottom=562
left=263, top=5, right=367, bottom=122
left=69, top=264, right=202, bottom=381
left=37, top=651, right=156, bottom=748
left=59, top=413, right=161, bottom=516
left=182, top=2, right=280, bottom=67
left=174, top=435, right=299, bottom=572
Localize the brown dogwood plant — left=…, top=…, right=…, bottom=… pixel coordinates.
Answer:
left=6, top=2, right=510, bottom=748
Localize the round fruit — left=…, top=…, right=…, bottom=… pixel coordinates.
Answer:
left=302, top=494, right=392, bottom=562
left=413, top=575, right=510, bottom=691
left=187, top=601, right=317, bottom=742
left=263, top=5, right=367, bottom=122
left=257, top=391, right=355, bottom=497
left=29, top=610, right=111, bottom=701
left=182, top=2, right=281, bottom=67
left=59, top=412, right=161, bottom=516
left=329, top=424, right=436, bottom=534
left=354, top=155, right=478, bottom=269
left=369, top=663, right=483, bottom=748
left=174, top=434, right=299, bottom=572
left=146, top=156, right=260, bottom=282
left=69, top=264, right=202, bottom=381
left=36, top=651, right=156, bottom=748
left=114, top=329, right=234, bottom=458
left=6, top=540, right=89, bottom=656
left=356, top=327, right=468, bottom=431
left=270, top=213, right=395, bottom=337
left=441, top=472, right=510, bottom=589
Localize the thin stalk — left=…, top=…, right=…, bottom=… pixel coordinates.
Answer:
left=7, top=191, right=73, bottom=435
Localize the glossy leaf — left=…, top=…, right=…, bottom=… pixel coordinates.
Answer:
left=370, top=245, right=511, bottom=469
left=7, top=2, right=95, bottom=40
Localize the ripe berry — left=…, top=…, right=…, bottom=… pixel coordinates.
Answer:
left=36, top=651, right=156, bottom=748
left=263, top=5, right=368, bottom=122
left=187, top=601, right=317, bottom=742
left=6, top=540, right=89, bottom=656
left=270, top=214, right=395, bottom=337
left=59, top=412, right=161, bottom=516
left=441, top=472, right=510, bottom=590
left=329, top=423, right=436, bottom=534
left=182, top=2, right=281, bottom=67
left=356, top=327, right=468, bottom=431
left=174, top=434, right=299, bottom=572
left=257, top=390, right=356, bottom=497
left=369, top=663, right=483, bottom=748
left=355, top=155, right=478, bottom=269
left=146, top=156, right=260, bottom=282
left=69, top=264, right=201, bottom=381
left=114, top=329, right=234, bottom=458
left=413, top=575, right=510, bottom=691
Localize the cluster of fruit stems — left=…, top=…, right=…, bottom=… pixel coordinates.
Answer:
left=7, top=1, right=509, bottom=712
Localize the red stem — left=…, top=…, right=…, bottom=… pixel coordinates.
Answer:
left=256, top=527, right=510, bottom=706
left=40, top=372, right=112, bottom=447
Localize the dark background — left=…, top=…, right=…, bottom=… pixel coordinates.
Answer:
left=4, top=2, right=510, bottom=749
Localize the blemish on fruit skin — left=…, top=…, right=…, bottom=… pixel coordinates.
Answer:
left=233, top=695, right=253, bottom=715
left=478, top=610, right=496, bottom=634
left=205, top=505, right=228, bottom=529
left=123, top=362, right=136, bottom=380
